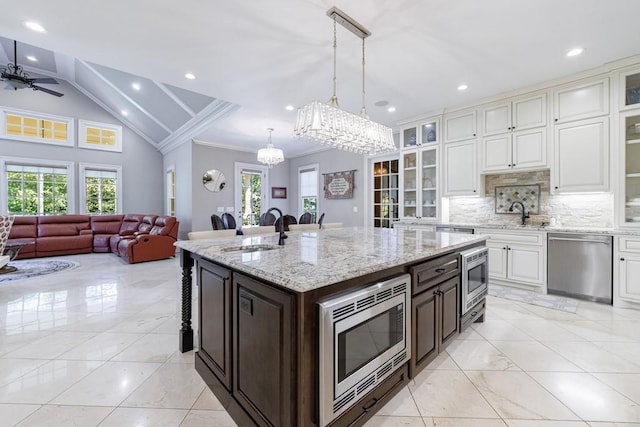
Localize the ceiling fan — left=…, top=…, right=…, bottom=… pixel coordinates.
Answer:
left=1, top=40, right=64, bottom=97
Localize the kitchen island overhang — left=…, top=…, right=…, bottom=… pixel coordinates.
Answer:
left=175, top=227, right=486, bottom=427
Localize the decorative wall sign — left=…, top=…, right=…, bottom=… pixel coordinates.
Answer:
left=272, top=187, right=287, bottom=199
left=495, top=184, right=540, bottom=214
left=323, top=170, right=355, bottom=199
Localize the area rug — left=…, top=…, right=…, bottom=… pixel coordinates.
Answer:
left=0, top=259, right=79, bottom=283
left=488, top=283, right=580, bottom=313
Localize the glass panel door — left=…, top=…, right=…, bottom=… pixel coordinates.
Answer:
left=402, top=152, right=418, bottom=218
left=625, top=113, right=640, bottom=225
left=373, top=159, right=399, bottom=228
left=421, top=148, right=437, bottom=219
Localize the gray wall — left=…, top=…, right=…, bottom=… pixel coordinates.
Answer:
left=163, top=142, right=192, bottom=239
left=0, top=80, right=164, bottom=214
left=288, top=149, right=366, bottom=227
left=188, top=143, right=290, bottom=233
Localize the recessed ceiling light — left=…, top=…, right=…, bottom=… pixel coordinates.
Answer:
left=131, top=82, right=141, bottom=91
left=374, top=100, right=389, bottom=107
left=121, top=110, right=129, bottom=116
left=424, top=123, right=433, bottom=128
left=387, top=106, right=396, bottom=113
left=566, top=48, right=584, bottom=57
left=24, top=21, right=46, bottom=33
left=26, top=55, right=37, bottom=62
left=185, top=73, right=196, bottom=80
left=457, top=84, right=468, bottom=91
left=285, top=105, right=294, bottom=111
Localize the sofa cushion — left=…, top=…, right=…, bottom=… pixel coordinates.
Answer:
left=38, top=215, right=91, bottom=237
left=36, top=235, right=93, bottom=252
left=150, top=216, right=177, bottom=236
left=138, top=215, right=157, bottom=234
left=8, top=216, right=38, bottom=239
left=91, top=215, right=124, bottom=234
left=119, top=214, right=144, bottom=234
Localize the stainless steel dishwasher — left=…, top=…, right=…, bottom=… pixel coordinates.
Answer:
left=547, top=233, right=613, bottom=304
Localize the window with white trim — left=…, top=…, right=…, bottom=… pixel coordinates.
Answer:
left=78, top=120, right=123, bottom=152
left=166, top=167, right=176, bottom=216
left=0, top=106, right=74, bottom=147
left=298, top=164, right=319, bottom=222
left=2, top=158, right=75, bottom=215
left=79, top=163, right=122, bottom=214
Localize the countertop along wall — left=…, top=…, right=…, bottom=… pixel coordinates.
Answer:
left=447, top=169, right=614, bottom=228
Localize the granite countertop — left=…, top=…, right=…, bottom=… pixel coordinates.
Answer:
left=395, top=220, right=640, bottom=236
left=175, top=227, right=485, bottom=293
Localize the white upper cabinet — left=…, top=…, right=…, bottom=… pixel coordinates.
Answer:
left=619, top=67, right=640, bottom=111
left=553, top=78, right=609, bottom=124
left=401, top=118, right=439, bottom=149
left=482, top=94, right=547, bottom=136
left=553, top=117, right=609, bottom=193
left=443, top=139, right=478, bottom=196
left=481, top=128, right=546, bottom=173
left=444, top=110, right=477, bottom=143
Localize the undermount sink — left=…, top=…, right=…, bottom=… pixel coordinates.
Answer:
left=221, top=244, right=282, bottom=253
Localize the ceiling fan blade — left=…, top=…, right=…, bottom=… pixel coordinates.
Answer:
left=31, top=85, right=64, bottom=97
left=30, top=77, right=59, bottom=85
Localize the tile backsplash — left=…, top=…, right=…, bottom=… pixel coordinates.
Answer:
left=447, top=169, right=614, bottom=228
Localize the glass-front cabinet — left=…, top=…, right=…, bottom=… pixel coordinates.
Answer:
left=400, top=146, right=438, bottom=220
left=401, top=119, right=439, bottom=149
left=620, top=68, right=640, bottom=110
left=372, top=159, right=399, bottom=228
left=622, top=111, right=640, bottom=226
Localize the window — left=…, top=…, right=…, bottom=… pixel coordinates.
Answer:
left=0, top=107, right=74, bottom=147
left=166, top=167, right=176, bottom=216
left=79, top=163, right=122, bottom=214
left=2, top=157, right=75, bottom=215
left=78, top=120, right=123, bottom=152
left=299, top=164, right=319, bottom=222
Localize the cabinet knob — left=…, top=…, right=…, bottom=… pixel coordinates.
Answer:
left=508, top=127, right=512, bottom=131
left=473, top=189, right=477, bottom=193
left=503, top=247, right=507, bottom=250
left=507, top=247, right=511, bottom=251
left=473, top=133, right=476, bottom=137
left=512, top=163, right=516, bottom=167
left=621, top=257, right=625, bottom=261
left=512, top=126, right=516, bottom=130
left=554, top=118, right=558, bottom=122
left=554, top=186, right=559, bottom=190
left=507, top=164, right=512, bottom=167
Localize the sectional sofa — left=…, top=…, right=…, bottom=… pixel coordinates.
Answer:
left=7, top=214, right=179, bottom=264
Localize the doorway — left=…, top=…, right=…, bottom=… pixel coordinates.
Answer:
left=235, top=163, right=268, bottom=227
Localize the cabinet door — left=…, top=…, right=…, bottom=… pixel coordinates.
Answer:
left=486, top=242, right=508, bottom=280
left=513, top=94, right=547, bottom=130
left=198, top=260, right=232, bottom=390
left=619, top=255, right=640, bottom=302
left=444, top=140, right=478, bottom=196
left=483, top=103, right=510, bottom=136
left=553, top=78, right=609, bottom=123
left=554, top=117, right=609, bottom=193
left=420, top=147, right=438, bottom=219
left=411, top=287, right=438, bottom=375
left=444, top=111, right=476, bottom=143
left=507, top=244, right=544, bottom=286
left=512, top=128, right=546, bottom=170
left=401, top=150, right=418, bottom=218
left=233, top=274, right=294, bottom=427
left=482, top=135, right=511, bottom=172
left=439, top=277, right=459, bottom=349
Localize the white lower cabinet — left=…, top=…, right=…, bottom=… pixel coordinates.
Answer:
left=615, top=236, right=640, bottom=307
left=476, top=228, right=546, bottom=290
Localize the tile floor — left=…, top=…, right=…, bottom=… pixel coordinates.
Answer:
left=2, top=254, right=640, bottom=426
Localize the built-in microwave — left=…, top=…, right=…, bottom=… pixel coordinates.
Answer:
left=318, top=274, right=411, bottom=426
left=460, top=246, right=488, bottom=314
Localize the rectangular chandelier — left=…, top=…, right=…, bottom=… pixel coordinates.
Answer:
left=293, top=7, right=396, bottom=155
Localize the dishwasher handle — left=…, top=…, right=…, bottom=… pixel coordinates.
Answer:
left=548, top=236, right=611, bottom=244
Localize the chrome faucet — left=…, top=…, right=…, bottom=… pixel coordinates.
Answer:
left=509, top=201, right=530, bottom=226
left=266, top=207, right=287, bottom=245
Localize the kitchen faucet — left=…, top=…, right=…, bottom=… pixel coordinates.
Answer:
left=508, top=201, right=530, bottom=226
left=266, top=207, right=287, bottom=245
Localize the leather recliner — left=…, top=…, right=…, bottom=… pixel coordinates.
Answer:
left=116, top=215, right=179, bottom=263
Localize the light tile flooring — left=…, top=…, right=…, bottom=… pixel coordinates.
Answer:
left=2, top=254, right=640, bottom=426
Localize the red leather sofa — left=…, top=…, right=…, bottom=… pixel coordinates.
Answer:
left=7, top=214, right=179, bottom=264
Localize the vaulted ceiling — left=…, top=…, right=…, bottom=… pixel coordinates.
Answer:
left=1, top=0, right=640, bottom=157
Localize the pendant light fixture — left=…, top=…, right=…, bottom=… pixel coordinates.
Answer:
left=293, top=7, right=395, bottom=155
left=257, top=128, right=284, bottom=168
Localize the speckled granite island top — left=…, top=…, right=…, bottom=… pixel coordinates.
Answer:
left=175, top=226, right=485, bottom=293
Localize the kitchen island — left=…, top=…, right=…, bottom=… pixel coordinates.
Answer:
left=175, top=227, right=486, bottom=427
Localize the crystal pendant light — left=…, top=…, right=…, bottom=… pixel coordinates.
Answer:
left=257, top=128, right=284, bottom=168
left=293, top=7, right=395, bottom=155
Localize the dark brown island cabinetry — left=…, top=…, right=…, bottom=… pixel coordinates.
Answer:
left=410, top=253, right=460, bottom=377
left=180, top=235, right=486, bottom=426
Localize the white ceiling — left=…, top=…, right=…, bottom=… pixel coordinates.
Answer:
left=1, top=0, right=640, bottom=157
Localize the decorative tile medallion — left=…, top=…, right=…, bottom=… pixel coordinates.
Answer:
left=495, top=184, right=540, bottom=214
